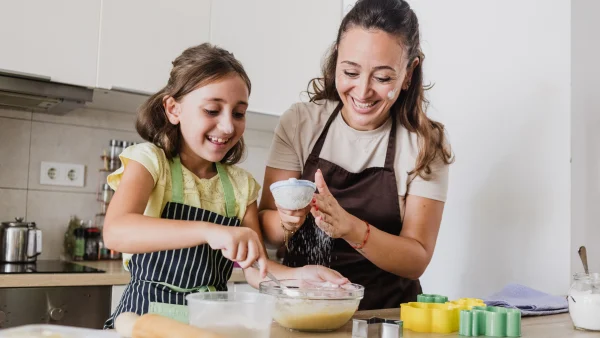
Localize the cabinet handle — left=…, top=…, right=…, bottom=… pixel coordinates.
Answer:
left=0, top=68, right=51, bottom=82
left=110, top=86, right=153, bottom=97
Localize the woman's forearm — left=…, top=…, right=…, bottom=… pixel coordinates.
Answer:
left=344, top=218, right=431, bottom=280
left=103, top=213, right=216, bottom=253
left=258, top=209, right=286, bottom=248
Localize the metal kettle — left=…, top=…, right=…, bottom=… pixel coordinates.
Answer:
left=0, top=217, right=42, bottom=263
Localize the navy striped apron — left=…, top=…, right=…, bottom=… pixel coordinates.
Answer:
left=104, top=156, right=240, bottom=328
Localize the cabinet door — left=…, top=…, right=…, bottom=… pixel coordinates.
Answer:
left=211, top=1, right=342, bottom=116
left=0, top=0, right=100, bottom=87
left=111, top=285, right=127, bottom=314
left=97, top=0, right=211, bottom=95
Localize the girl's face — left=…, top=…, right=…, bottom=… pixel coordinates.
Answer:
left=335, top=27, right=414, bottom=131
left=166, top=74, right=248, bottom=165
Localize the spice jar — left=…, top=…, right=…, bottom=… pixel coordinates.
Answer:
left=568, top=272, right=600, bottom=331
left=98, top=227, right=110, bottom=260
left=84, top=221, right=101, bottom=261
left=101, top=183, right=114, bottom=204
left=109, top=139, right=122, bottom=159
left=109, top=140, right=123, bottom=170
left=73, top=227, right=85, bottom=261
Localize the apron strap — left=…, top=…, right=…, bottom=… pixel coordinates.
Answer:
left=216, top=162, right=236, bottom=219
left=309, top=102, right=343, bottom=158
left=383, top=115, right=397, bottom=170
left=169, top=156, right=185, bottom=204
left=310, top=102, right=397, bottom=170
left=155, top=282, right=216, bottom=293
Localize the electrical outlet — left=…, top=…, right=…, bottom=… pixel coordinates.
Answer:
left=40, top=161, right=86, bottom=187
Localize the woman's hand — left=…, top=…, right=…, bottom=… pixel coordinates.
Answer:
left=310, top=169, right=363, bottom=241
left=205, top=225, right=268, bottom=276
left=294, top=265, right=349, bottom=285
left=277, top=203, right=311, bottom=233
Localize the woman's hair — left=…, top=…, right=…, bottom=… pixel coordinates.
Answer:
left=308, top=0, right=454, bottom=179
left=136, top=43, right=251, bottom=164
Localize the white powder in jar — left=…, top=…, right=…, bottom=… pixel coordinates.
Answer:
left=568, top=289, right=600, bottom=331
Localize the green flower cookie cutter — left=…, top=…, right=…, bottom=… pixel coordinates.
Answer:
left=417, top=294, right=449, bottom=303
left=459, top=306, right=521, bottom=337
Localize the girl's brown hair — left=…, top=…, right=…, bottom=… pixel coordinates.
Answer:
left=308, top=0, right=454, bottom=179
left=136, top=43, right=251, bottom=164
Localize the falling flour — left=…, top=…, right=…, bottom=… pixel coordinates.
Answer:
left=287, top=216, right=334, bottom=267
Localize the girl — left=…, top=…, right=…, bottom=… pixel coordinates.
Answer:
left=103, top=43, right=348, bottom=328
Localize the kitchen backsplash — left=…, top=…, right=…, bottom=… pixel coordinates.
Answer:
left=0, top=107, right=274, bottom=260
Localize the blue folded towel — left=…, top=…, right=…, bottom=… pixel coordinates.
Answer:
left=483, top=283, right=568, bottom=316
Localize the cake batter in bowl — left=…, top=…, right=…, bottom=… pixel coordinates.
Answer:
left=259, top=279, right=364, bottom=332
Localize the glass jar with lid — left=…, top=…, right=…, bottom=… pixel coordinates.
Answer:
left=568, top=272, right=600, bottom=331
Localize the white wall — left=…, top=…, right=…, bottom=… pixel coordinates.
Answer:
left=409, top=0, right=571, bottom=298
left=237, top=130, right=274, bottom=204
left=571, top=0, right=600, bottom=275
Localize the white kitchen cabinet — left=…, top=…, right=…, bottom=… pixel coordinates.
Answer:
left=0, top=0, right=101, bottom=87
left=210, top=0, right=342, bottom=116
left=97, top=0, right=211, bottom=95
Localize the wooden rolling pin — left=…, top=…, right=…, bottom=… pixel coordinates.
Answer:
left=115, top=312, right=224, bottom=338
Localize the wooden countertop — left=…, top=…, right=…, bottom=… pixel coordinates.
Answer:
left=269, top=308, right=596, bottom=337
left=0, top=260, right=247, bottom=288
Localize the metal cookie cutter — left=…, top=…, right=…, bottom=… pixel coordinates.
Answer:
left=352, top=317, right=403, bottom=338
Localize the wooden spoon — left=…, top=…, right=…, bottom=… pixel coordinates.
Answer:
left=578, top=246, right=589, bottom=275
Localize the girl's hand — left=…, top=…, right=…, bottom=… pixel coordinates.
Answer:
left=277, top=203, right=311, bottom=233
left=205, top=225, right=268, bottom=277
left=310, top=169, right=361, bottom=240
left=294, top=265, right=349, bottom=285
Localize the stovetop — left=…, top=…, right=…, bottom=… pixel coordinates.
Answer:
left=0, top=260, right=106, bottom=274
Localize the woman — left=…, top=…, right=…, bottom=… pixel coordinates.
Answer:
left=258, top=0, right=453, bottom=310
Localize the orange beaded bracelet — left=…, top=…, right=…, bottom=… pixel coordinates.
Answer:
left=351, top=221, right=371, bottom=250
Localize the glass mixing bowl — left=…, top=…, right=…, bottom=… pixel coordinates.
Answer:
left=186, top=292, right=275, bottom=337
left=259, top=279, right=364, bottom=332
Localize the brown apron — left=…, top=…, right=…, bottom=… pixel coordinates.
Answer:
left=282, top=103, right=422, bottom=310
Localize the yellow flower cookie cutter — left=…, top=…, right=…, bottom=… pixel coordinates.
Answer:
left=400, top=297, right=485, bottom=333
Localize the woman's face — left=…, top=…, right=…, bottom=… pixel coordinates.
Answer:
left=335, top=27, right=411, bottom=131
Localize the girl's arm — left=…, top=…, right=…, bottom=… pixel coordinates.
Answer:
left=241, top=201, right=347, bottom=288
left=103, top=160, right=267, bottom=271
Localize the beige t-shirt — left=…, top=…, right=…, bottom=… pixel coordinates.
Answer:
left=267, top=100, right=450, bottom=221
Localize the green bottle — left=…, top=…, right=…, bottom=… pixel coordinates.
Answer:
left=74, top=227, right=85, bottom=261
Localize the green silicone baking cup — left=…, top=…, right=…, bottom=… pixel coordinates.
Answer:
left=417, top=294, right=449, bottom=303
left=459, top=306, right=521, bottom=337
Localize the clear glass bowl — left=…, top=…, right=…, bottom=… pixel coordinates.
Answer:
left=186, top=292, right=275, bottom=337
left=259, top=279, right=364, bottom=332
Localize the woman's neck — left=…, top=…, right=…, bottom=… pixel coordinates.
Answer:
left=178, top=144, right=216, bottom=179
